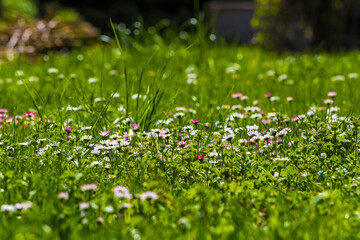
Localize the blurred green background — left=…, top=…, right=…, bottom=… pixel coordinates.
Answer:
left=1, top=0, right=360, bottom=51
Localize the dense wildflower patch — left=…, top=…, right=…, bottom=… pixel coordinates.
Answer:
left=1, top=90, right=359, bottom=238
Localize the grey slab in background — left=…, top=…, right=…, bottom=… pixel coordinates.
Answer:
left=207, top=1, right=256, bottom=43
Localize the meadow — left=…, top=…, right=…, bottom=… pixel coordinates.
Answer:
left=1, top=21, right=360, bottom=239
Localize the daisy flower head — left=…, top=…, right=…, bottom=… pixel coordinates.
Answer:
left=240, top=96, right=248, bottom=101
left=81, top=184, right=98, bottom=191
left=88, top=77, right=98, bottom=84
left=23, top=111, right=36, bottom=120
left=113, top=186, right=132, bottom=199
left=327, top=92, right=336, bottom=98
left=324, top=99, right=334, bottom=105
left=331, top=75, right=345, bottom=82
left=1, top=204, right=15, bottom=212
left=270, top=96, right=279, bottom=101
left=175, top=107, right=187, bottom=112
left=188, top=109, right=197, bottom=114
left=97, top=216, right=104, bottom=223
left=130, top=124, right=139, bottom=131
left=232, top=105, right=242, bottom=110
left=174, top=112, right=185, bottom=119
left=190, top=118, right=199, bottom=125
left=140, top=191, right=159, bottom=202
left=47, top=68, right=59, bottom=74
left=58, top=192, right=69, bottom=200
left=348, top=73, right=358, bottom=79
left=232, top=93, right=243, bottom=99
left=100, top=130, right=110, bottom=137
left=79, top=202, right=90, bottom=210
left=286, top=97, right=293, bottom=102
left=15, top=202, right=33, bottom=211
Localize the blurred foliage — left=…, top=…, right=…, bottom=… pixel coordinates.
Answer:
left=252, top=0, right=360, bottom=50
left=2, top=0, right=38, bottom=20
left=37, top=0, right=205, bottom=34
left=0, top=0, right=99, bottom=59
left=53, top=8, right=80, bottom=23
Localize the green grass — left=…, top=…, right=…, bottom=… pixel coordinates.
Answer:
left=0, top=23, right=360, bottom=239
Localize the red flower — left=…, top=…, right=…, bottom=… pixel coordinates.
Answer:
left=190, top=118, right=199, bottom=124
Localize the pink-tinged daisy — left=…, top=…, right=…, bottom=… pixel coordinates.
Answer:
left=286, top=97, right=293, bottom=102
left=240, top=96, right=248, bottom=101
left=113, top=186, right=130, bottom=193
left=14, top=202, right=32, bottom=211
left=261, top=119, right=271, bottom=125
left=23, top=111, right=36, bottom=119
left=331, top=75, right=345, bottom=81
left=140, top=191, right=159, bottom=201
left=188, top=109, right=197, bottom=114
left=232, top=93, right=243, bottom=98
left=197, top=154, right=204, bottom=159
left=252, top=100, right=259, bottom=105
left=323, top=99, right=334, bottom=105
left=232, top=105, right=242, bottom=110
left=327, top=92, right=336, bottom=98
left=113, top=186, right=132, bottom=199
left=0, top=114, right=8, bottom=122
left=65, top=126, right=72, bottom=131
left=81, top=184, right=98, bottom=191
left=1, top=204, right=15, bottom=212
left=97, top=216, right=104, bottom=223
left=6, top=116, right=13, bottom=123
left=291, top=116, right=302, bottom=122
left=190, top=118, right=199, bottom=124
left=79, top=202, right=90, bottom=210
left=120, top=203, right=132, bottom=209
left=0, top=109, right=8, bottom=113
left=175, top=107, right=187, bottom=112
left=58, top=192, right=69, bottom=200
left=265, top=93, right=272, bottom=99
left=100, top=130, right=110, bottom=137
left=130, top=124, right=139, bottom=131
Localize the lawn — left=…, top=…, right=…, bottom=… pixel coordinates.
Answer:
left=1, top=23, right=360, bottom=239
